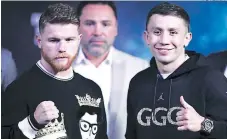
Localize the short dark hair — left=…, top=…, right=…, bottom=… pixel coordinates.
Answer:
left=39, top=3, right=79, bottom=33
left=146, top=2, right=190, bottom=31
left=76, top=1, right=117, bottom=19
left=77, top=106, right=104, bottom=125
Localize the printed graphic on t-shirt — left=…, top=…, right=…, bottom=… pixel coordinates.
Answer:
left=76, top=94, right=102, bottom=139
left=35, top=113, right=67, bottom=139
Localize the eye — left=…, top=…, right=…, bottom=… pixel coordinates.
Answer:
left=153, top=30, right=161, bottom=36
left=65, top=38, right=74, bottom=42
left=92, top=125, right=98, bottom=134
left=170, top=31, right=178, bottom=36
left=49, top=39, right=60, bottom=43
left=84, top=21, right=95, bottom=26
left=102, top=22, right=111, bottom=27
left=80, top=121, right=90, bottom=131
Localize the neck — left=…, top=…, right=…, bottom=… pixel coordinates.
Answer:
left=40, top=59, right=73, bottom=79
left=156, top=52, right=188, bottom=74
left=82, top=47, right=110, bottom=67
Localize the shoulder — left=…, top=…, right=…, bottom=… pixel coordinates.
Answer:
left=6, top=67, right=33, bottom=88
left=112, top=48, right=149, bottom=66
left=193, top=66, right=227, bottom=91
left=1, top=48, right=12, bottom=57
left=202, top=67, right=227, bottom=83
left=207, top=50, right=227, bottom=59
left=1, top=48, right=14, bottom=67
left=207, top=51, right=227, bottom=64
left=129, top=67, right=152, bottom=86
left=6, top=64, right=41, bottom=87
left=73, top=72, right=102, bottom=92
left=3, top=67, right=37, bottom=99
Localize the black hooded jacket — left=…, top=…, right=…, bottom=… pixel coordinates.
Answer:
left=126, top=51, right=227, bottom=139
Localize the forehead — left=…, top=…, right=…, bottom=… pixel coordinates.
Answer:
left=148, top=14, right=187, bottom=30
left=80, top=4, right=116, bottom=21
left=42, top=23, right=79, bottom=37
left=81, top=112, right=97, bottom=123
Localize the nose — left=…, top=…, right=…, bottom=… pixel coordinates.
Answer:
left=160, top=32, right=170, bottom=45
left=93, top=24, right=102, bottom=36
left=58, top=41, right=67, bottom=52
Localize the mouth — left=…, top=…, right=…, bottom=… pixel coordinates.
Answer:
left=55, top=56, right=68, bottom=60
left=154, top=47, right=174, bottom=55
left=90, top=41, right=105, bottom=44
left=155, top=47, right=174, bottom=51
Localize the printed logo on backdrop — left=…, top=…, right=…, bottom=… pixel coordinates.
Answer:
left=30, top=13, right=41, bottom=46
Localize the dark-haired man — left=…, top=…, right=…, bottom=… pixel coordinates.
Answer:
left=2, top=3, right=107, bottom=139
left=73, top=1, right=149, bottom=139
left=126, top=2, right=227, bottom=139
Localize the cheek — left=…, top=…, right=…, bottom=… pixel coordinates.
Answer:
left=41, top=45, right=56, bottom=56
left=171, top=36, right=185, bottom=47
left=42, top=42, right=55, bottom=50
left=67, top=44, right=79, bottom=56
left=80, top=28, right=92, bottom=37
left=149, top=36, right=159, bottom=45
left=106, top=28, right=117, bottom=38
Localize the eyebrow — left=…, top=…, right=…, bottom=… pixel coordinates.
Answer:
left=65, top=37, right=77, bottom=39
left=48, top=37, right=60, bottom=40
left=47, top=37, right=77, bottom=40
left=150, top=27, right=179, bottom=31
left=149, top=27, right=162, bottom=31
left=168, top=28, right=179, bottom=31
left=83, top=19, right=113, bottom=23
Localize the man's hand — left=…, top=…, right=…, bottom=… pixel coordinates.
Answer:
left=176, top=96, right=205, bottom=132
left=34, top=101, right=59, bottom=125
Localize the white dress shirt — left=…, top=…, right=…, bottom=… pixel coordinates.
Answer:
left=73, top=47, right=112, bottom=134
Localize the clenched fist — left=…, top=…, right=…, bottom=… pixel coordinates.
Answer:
left=34, top=101, right=59, bottom=125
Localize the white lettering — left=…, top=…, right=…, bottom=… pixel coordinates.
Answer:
left=137, top=107, right=182, bottom=126
left=137, top=108, right=152, bottom=126
left=152, top=107, right=167, bottom=126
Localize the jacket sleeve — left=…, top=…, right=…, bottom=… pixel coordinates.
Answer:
left=202, top=70, right=227, bottom=139
left=2, top=81, right=38, bottom=139
left=125, top=78, right=137, bottom=139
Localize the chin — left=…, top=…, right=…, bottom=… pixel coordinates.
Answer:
left=156, top=57, right=173, bottom=65
left=52, top=63, right=71, bottom=72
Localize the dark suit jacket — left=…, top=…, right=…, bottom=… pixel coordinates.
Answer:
left=207, top=50, right=227, bottom=73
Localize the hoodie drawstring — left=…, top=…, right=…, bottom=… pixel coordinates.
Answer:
left=152, top=74, right=160, bottom=117
left=152, top=75, right=173, bottom=118
left=168, top=79, right=173, bottom=110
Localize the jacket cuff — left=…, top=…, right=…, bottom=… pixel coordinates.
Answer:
left=200, top=120, right=226, bottom=139
left=29, top=114, right=45, bottom=130
left=18, top=116, right=37, bottom=139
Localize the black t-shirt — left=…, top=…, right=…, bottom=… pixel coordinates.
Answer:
left=2, top=64, right=107, bottom=139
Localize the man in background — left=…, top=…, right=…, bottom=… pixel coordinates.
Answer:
left=206, top=50, right=227, bottom=78
left=1, top=48, right=18, bottom=92
left=73, top=1, right=149, bottom=139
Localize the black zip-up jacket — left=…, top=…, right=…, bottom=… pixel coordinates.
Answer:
left=126, top=51, right=227, bottom=139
